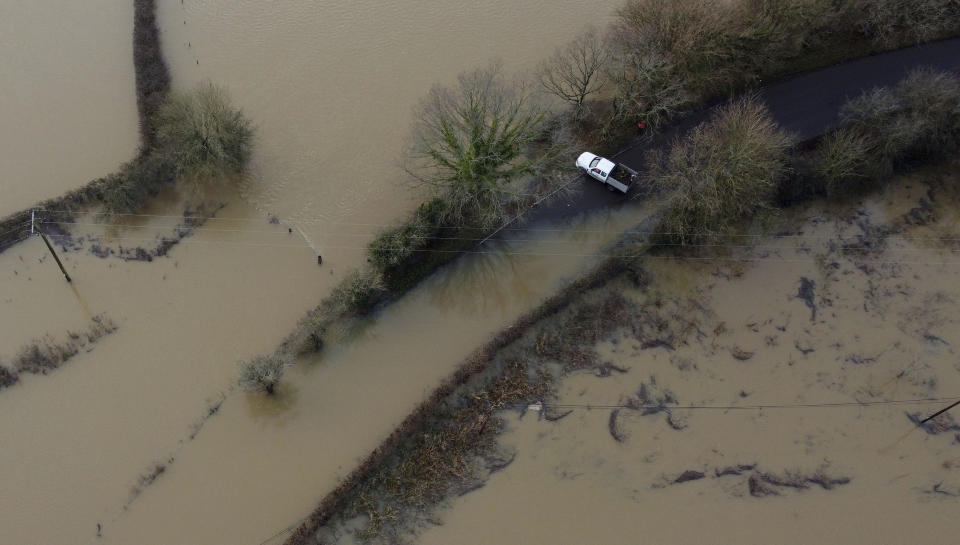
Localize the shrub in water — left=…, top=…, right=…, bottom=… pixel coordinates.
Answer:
left=239, top=355, right=286, bottom=395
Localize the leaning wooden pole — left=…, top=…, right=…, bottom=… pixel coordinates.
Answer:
left=34, top=220, right=71, bottom=283
left=920, top=398, right=960, bottom=425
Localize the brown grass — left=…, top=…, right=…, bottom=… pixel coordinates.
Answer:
left=283, top=257, right=627, bottom=544
left=8, top=315, right=117, bottom=378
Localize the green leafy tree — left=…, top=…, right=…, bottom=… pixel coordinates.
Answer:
left=407, top=63, right=544, bottom=227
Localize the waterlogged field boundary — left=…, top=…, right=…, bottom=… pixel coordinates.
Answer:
left=284, top=250, right=632, bottom=544
left=0, top=0, right=170, bottom=254
left=281, top=63, right=960, bottom=543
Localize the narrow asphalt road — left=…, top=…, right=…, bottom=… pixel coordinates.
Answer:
left=511, top=37, right=960, bottom=233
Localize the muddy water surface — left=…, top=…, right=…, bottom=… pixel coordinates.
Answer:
left=0, top=0, right=139, bottom=217
left=416, top=176, right=960, bottom=545
left=0, top=195, right=337, bottom=545
left=1, top=2, right=622, bottom=543
left=157, top=0, right=620, bottom=236
left=95, top=204, right=650, bottom=545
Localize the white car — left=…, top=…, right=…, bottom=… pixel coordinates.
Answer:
left=576, top=152, right=638, bottom=194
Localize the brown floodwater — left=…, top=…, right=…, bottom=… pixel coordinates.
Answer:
left=155, top=0, right=621, bottom=239
left=0, top=1, right=624, bottom=543
left=415, top=177, right=960, bottom=545
left=0, top=0, right=139, bottom=217
left=93, top=205, right=648, bottom=545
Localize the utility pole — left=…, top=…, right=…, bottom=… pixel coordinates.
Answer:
left=33, top=216, right=71, bottom=283
left=920, top=398, right=960, bottom=426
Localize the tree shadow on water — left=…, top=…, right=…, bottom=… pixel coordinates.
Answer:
left=244, top=381, right=299, bottom=421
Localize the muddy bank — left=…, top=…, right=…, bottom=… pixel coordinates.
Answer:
left=411, top=165, right=960, bottom=545
left=282, top=213, right=655, bottom=543
left=0, top=0, right=169, bottom=254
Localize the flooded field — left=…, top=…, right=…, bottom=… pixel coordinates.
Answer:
left=155, top=0, right=620, bottom=234
left=415, top=172, right=960, bottom=545
left=0, top=0, right=139, bottom=217
left=1, top=1, right=624, bottom=543
left=92, top=204, right=648, bottom=545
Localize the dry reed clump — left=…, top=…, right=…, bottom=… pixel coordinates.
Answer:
left=10, top=315, right=117, bottom=376
left=534, top=292, right=633, bottom=371
left=238, top=354, right=287, bottom=396
left=342, top=358, right=552, bottom=542
left=283, top=258, right=629, bottom=545
left=649, top=97, right=791, bottom=246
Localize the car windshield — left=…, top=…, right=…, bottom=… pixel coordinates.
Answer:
left=589, top=157, right=601, bottom=168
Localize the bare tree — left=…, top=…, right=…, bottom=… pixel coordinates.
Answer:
left=407, top=63, right=544, bottom=227
left=536, top=27, right=609, bottom=111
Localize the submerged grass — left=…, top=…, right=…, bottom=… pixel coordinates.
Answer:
left=6, top=315, right=117, bottom=379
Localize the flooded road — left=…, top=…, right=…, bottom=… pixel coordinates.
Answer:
left=416, top=173, right=960, bottom=545
left=0, top=0, right=139, bottom=217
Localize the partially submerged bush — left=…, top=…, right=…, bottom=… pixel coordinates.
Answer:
left=156, top=82, right=254, bottom=191
left=238, top=355, right=286, bottom=395
left=100, top=83, right=252, bottom=216
left=0, top=363, right=18, bottom=390
left=651, top=98, right=791, bottom=244
left=13, top=335, right=79, bottom=375
left=100, top=149, right=176, bottom=216
left=368, top=198, right=447, bottom=272
left=329, top=270, right=386, bottom=316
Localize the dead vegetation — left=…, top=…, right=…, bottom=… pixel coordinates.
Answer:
left=747, top=466, right=851, bottom=497
left=238, top=355, right=288, bottom=396
left=0, top=363, right=19, bottom=391
left=6, top=315, right=117, bottom=379
left=126, top=457, right=175, bottom=506
left=343, top=359, right=550, bottom=542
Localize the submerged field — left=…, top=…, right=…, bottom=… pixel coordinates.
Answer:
left=321, top=165, right=960, bottom=545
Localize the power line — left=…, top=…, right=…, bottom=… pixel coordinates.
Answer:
left=34, top=231, right=960, bottom=266
left=506, top=396, right=959, bottom=412
left=33, top=207, right=960, bottom=242
left=38, top=219, right=960, bottom=251
left=0, top=222, right=32, bottom=239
